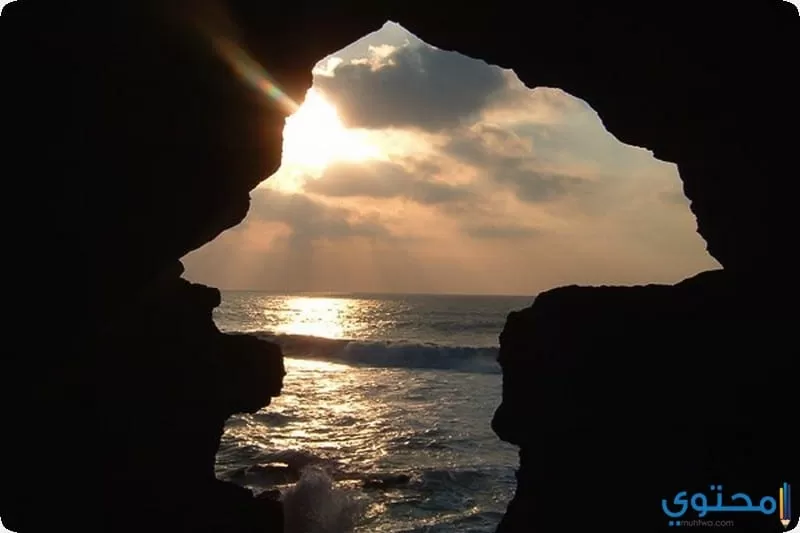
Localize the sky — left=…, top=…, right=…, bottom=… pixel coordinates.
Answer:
left=182, top=21, right=720, bottom=296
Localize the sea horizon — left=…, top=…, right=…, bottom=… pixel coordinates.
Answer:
left=218, top=288, right=538, bottom=299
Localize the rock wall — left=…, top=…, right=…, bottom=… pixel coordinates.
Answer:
left=493, top=270, right=795, bottom=532
left=1, top=1, right=796, bottom=532
left=1, top=3, right=295, bottom=531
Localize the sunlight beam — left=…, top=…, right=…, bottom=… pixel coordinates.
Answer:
left=213, top=36, right=300, bottom=115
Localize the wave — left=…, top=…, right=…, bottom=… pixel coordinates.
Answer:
left=240, top=463, right=501, bottom=533
left=219, top=447, right=504, bottom=493
left=281, top=466, right=362, bottom=533
left=232, top=331, right=500, bottom=374
left=216, top=445, right=515, bottom=532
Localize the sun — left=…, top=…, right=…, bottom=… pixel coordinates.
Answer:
left=280, top=89, right=381, bottom=173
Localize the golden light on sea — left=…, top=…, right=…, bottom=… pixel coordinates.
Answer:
left=271, top=296, right=353, bottom=339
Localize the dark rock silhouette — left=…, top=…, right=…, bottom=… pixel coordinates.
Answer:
left=2, top=2, right=291, bottom=531
left=493, top=270, right=795, bottom=532
left=1, top=1, right=797, bottom=532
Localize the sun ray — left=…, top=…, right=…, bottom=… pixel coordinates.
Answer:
left=213, top=37, right=300, bottom=115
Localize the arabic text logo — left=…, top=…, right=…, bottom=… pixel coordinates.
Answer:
left=662, top=483, right=792, bottom=529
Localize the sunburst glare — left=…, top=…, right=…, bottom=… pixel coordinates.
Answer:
left=280, top=89, right=382, bottom=174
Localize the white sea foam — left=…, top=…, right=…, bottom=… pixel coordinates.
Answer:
left=282, top=466, right=363, bottom=533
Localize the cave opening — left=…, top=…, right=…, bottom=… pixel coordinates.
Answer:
left=2, top=2, right=795, bottom=532
left=180, top=20, right=719, bottom=533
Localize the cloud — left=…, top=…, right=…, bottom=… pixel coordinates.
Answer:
left=441, top=123, right=588, bottom=204
left=303, top=159, right=474, bottom=207
left=461, top=223, right=541, bottom=240
left=659, top=190, right=690, bottom=206
left=443, top=123, right=532, bottom=166
left=313, top=21, right=422, bottom=71
left=249, top=188, right=389, bottom=240
left=496, top=170, right=586, bottom=203
left=483, top=81, right=596, bottom=125
left=314, top=42, right=507, bottom=132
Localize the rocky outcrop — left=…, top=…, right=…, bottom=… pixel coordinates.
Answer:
left=1, top=1, right=796, bottom=532
left=1, top=2, right=294, bottom=531
left=493, top=269, right=795, bottom=532
left=2, top=260, right=286, bottom=532
left=92, top=265, right=286, bottom=532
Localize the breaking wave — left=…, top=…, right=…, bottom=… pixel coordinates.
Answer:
left=235, top=331, right=500, bottom=374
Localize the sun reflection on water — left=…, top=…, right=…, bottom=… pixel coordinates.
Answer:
left=289, top=357, right=350, bottom=373
left=271, top=297, right=355, bottom=339
left=222, top=357, right=394, bottom=466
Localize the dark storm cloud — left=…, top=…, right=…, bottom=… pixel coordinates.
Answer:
left=314, top=43, right=507, bottom=132
left=249, top=188, right=388, bottom=240
left=304, top=160, right=475, bottom=206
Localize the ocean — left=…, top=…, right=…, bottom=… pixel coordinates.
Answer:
left=213, top=292, right=533, bottom=533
